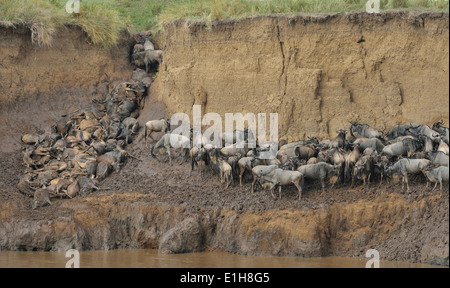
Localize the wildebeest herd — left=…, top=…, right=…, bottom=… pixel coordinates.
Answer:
left=180, top=121, right=449, bottom=201
left=18, top=80, right=148, bottom=209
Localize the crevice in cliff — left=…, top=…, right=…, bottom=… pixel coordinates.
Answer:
left=395, top=81, right=404, bottom=107
left=276, top=21, right=287, bottom=99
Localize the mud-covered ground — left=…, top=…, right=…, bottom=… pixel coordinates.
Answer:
left=1, top=136, right=448, bottom=265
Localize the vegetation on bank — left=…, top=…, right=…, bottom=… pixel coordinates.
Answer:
left=1, top=0, right=448, bottom=47
left=0, top=0, right=122, bottom=47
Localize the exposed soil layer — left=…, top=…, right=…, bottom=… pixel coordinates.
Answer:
left=152, top=10, right=449, bottom=141
left=0, top=13, right=449, bottom=266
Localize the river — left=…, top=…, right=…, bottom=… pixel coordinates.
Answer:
left=0, top=250, right=437, bottom=268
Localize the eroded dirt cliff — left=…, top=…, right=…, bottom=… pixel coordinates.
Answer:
left=151, top=10, right=449, bottom=142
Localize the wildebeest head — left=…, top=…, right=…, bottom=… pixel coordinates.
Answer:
left=335, top=129, right=347, bottom=140
left=403, top=138, right=423, bottom=157
left=433, top=120, right=445, bottom=131
left=307, top=136, right=319, bottom=145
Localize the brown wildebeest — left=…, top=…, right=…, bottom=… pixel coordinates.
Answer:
left=145, top=118, right=170, bottom=147
left=32, top=188, right=52, bottom=210
left=260, top=169, right=304, bottom=201
left=218, top=159, right=233, bottom=189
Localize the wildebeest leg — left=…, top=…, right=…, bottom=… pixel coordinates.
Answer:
left=239, top=167, right=245, bottom=186
left=251, top=174, right=257, bottom=193
left=432, top=180, right=438, bottom=191
left=226, top=172, right=232, bottom=189
left=294, top=181, right=302, bottom=201
left=321, top=179, right=326, bottom=194
left=191, top=157, right=196, bottom=172
left=404, top=174, right=411, bottom=193
left=279, top=185, right=282, bottom=200
left=270, top=186, right=277, bottom=200
left=183, top=148, right=189, bottom=163
left=166, top=146, right=171, bottom=165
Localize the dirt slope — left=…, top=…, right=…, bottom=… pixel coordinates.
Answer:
left=151, top=10, right=449, bottom=141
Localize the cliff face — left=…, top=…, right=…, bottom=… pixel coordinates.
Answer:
left=151, top=11, right=449, bottom=142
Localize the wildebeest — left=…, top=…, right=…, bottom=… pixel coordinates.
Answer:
left=386, top=159, right=431, bottom=193
left=195, top=148, right=209, bottom=178
left=221, top=142, right=252, bottom=158
left=386, top=123, right=420, bottom=140
left=117, top=101, right=137, bottom=118
left=251, top=165, right=279, bottom=193
left=260, top=169, right=304, bottom=201
left=438, top=137, right=449, bottom=156
left=424, top=166, right=449, bottom=192
left=297, top=162, right=341, bottom=192
left=151, top=134, right=190, bottom=164
left=427, top=151, right=449, bottom=167
left=145, top=118, right=170, bottom=147
left=17, top=175, right=38, bottom=197
left=97, top=150, right=124, bottom=172
left=407, top=125, right=441, bottom=143
left=331, top=130, right=347, bottom=149
left=218, top=159, right=233, bottom=189
left=32, top=188, right=52, bottom=209
left=78, top=177, right=100, bottom=197
left=433, top=120, right=449, bottom=145
left=295, top=145, right=317, bottom=161
left=382, top=138, right=422, bottom=159
left=350, top=122, right=381, bottom=139
left=419, top=135, right=435, bottom=154
left=344, top=144, right=361, bottom=182
left=21, top=134, right=41, bottom=145
left=123, top=117, right=140, bottom=135
left=237, top=157, right=253, bottom=186
left=386, top=135, right=416, bottom=145
left=66, top=179, right=80, bottom=199
left=353, top=137, right=385, bottom=154
left=144, top=37, right=155, bottom=51
left=373, top=155, right=390, bottom=186
left=37, top=170, right=59, bottom=187
left=144, top=50, right=163, bottom=73
left=353, top=155, right=373, bottom=186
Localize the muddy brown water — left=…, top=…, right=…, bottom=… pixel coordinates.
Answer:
left=0, top=250, right=437, bottom=268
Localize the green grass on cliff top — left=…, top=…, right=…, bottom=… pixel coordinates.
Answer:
left=1, top=0, right=448, bottom=47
